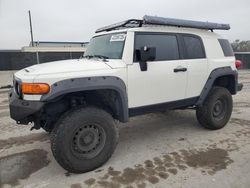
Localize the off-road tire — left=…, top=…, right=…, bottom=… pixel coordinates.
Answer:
left=196, top=87, right=233, bottom=130
left=50, top=107, right=119, bottom=173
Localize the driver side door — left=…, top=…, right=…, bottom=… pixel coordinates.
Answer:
left=127, top=32, right=188, bottom=109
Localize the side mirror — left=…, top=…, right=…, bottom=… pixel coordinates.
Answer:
left=137, top=46, right=156, bottom=71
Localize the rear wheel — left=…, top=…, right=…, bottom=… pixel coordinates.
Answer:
left=50, top=107, right=119, bottom=173
left=196, top=87, right=232, bottom=130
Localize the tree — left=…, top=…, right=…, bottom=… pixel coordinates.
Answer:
left=231, top=40, right=250, bottom=52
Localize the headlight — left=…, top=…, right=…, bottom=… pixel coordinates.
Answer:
left=22, top=83, right=50, bottom=94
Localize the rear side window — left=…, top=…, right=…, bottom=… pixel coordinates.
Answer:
left=218, top=39, right=234, bottom=57
left=183, top=36, right=205, bottom=59
left=134, top=34, right=179, bottom=61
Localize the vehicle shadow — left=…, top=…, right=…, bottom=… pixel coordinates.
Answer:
left=111, top=110, right=207, bottom=162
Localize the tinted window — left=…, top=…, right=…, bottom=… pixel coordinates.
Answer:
left=183, top=36, right=205, bottom=59
left=218, top=39, right=234, bottom=57
left=135, top=34, right=179, bottom=61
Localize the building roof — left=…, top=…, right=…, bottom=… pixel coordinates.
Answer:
left=22, top=46, right=87, bottom=52
left=21, top=41, right=89, bottom=52
left=30, top=41, right=88, bottom=47
left=235, top=52, right=250, bottom=54
left=0, top=49, right=21, bottom=52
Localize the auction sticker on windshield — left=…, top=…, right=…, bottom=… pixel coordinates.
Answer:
left=110, top=34, right=126, bottom=42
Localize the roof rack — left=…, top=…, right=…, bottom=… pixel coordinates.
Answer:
left=95, top=19, right=143, bottom=33
left=95, top=15, right=230, bottom=33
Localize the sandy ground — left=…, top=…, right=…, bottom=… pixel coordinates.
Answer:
left=0, top=70, right=250, bottom=188
left=0, top=71, right=16, bottom=88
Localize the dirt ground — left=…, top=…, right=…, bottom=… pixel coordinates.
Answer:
left=0, top=70, right=250, bottom=188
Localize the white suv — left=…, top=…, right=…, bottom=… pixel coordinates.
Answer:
left=9, top=15, right=243, bottom=173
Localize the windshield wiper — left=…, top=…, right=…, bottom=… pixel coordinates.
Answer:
left=94, top=55, right=109, bottom=60
left=83, top=55, right=93, bottom=59
left=83, top=55, right=109, bottom=61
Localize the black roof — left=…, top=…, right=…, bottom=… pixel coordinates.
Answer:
left=95, top=15, right=230, bottom=33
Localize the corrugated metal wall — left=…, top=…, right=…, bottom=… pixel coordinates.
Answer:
left=0, top=51, right=249, bottom=71
left=0, top=51, right=83, bottom=70
left=235, top=53, right=250, bottom=69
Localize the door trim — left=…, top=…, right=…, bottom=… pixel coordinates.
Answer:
left=129, top=97, right=198, bottom=117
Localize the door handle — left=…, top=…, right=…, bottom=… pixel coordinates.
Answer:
left=173, top=67, right=187, bottom=73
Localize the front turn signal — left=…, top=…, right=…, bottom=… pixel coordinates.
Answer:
left=22, top=83, right=50, bottom=94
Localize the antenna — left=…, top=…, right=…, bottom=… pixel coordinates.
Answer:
left=28, top=10, right=34, bottom=47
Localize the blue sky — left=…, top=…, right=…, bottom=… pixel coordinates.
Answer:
left=0, top=0, right=249, bottom=49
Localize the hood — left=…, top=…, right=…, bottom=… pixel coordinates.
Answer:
left=22, top=59, right=112, bottom=76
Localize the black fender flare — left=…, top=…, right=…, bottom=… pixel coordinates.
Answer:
left=41, top=76, right=129, bottom=122
left=196, top=66, right=238, bottom=106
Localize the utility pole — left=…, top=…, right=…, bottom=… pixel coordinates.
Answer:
left=28, top=10, right=34, bottom=47
left=28, top=10, right=39, bottom=64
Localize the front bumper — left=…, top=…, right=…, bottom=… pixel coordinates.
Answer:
left=237, top=83, right=243, bottom=91
left=9, top=89, right=44, bottom=124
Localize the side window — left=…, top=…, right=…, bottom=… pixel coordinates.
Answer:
left=218, top=39, right=234, bottom=57
left=134, top=34, right=179, bottom=61
left=183, top=36, right=205, bottom=59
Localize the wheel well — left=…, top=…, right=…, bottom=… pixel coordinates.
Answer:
left=37, top=89, right=125, bottom=131
left=213, top=75, right=236, bottom=94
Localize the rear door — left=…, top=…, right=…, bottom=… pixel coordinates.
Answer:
left=181, top=35, right=208, bottom=98
left=127, top=33, right=188, bottom=108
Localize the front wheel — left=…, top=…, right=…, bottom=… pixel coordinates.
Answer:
left=50, top=107, right=119, bottom=173
left=196, top=87, right=233, bottom=130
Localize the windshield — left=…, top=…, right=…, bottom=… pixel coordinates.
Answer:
left=84, top=33, right=126, bottom=59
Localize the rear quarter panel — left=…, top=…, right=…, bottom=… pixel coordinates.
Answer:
left=203, top=35, right=236, bottom=73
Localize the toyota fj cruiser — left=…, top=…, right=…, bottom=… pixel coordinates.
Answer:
left=9, top=15, right=243, bottom=173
